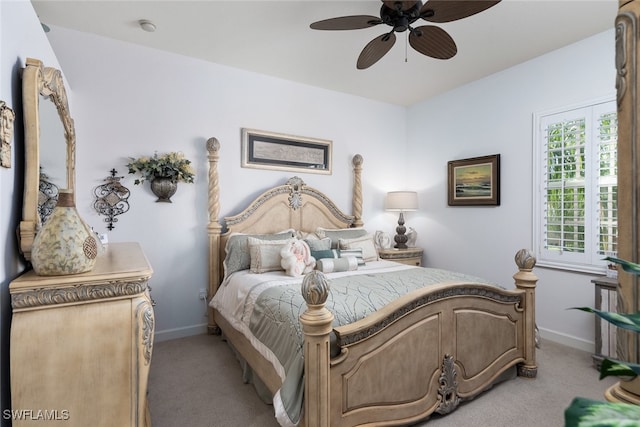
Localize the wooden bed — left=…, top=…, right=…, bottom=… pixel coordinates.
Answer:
left=205, top=138, right=538, bottom=427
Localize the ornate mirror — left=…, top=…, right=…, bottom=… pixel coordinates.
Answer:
left=19, top=58, right=76, bottom=260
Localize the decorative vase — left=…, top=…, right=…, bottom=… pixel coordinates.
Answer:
left=150, top=177, right=177, bottom=203
left=31, top=189, right=98, bottom=276
left=406, top=227, right=418, bottom=247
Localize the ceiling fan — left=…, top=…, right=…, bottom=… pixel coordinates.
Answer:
left=310, top=0, right=501, bottom=69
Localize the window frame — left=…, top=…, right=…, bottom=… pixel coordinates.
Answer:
left=532, top=95, right=617, bottom=274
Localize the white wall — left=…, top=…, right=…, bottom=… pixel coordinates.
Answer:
left=1, top=0, right=64, bottom=420
left=9, top=9, right=618, bottom=352
left=44, top=27, right=408, bottom=340
left=406, top=29, right=617, bottom=350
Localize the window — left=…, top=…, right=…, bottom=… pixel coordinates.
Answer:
left=533, top=98, right=617, bottom=273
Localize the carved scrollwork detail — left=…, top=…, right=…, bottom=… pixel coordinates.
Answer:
left=137, top=300, right=155, bottom=365
left=287, top=176, right=304, bottom=210
left=615, top=14, right=633, bottom=107
left=436, top=354, right=460, bottom=415
left=11, top=279, right=149, bottom=309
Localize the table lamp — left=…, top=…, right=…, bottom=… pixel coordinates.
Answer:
left=385, top=191, right=418, bottom=249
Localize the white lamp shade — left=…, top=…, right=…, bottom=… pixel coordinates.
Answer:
left=385, top=191, right=418, bottom=212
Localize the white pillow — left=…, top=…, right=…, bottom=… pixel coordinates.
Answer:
left=247, top=237, right=293, bottom=273
left=339, top=234, right=379, bottom=262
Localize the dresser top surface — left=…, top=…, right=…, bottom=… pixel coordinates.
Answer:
left=11, top=242, right=153, bottom=291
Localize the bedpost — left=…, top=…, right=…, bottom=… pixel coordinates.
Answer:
left=207, top=137, right=222, bottom=335
left=352, top=154, right=364, bottom=228
left=513, top=248, right=538, bottom=378
left=300, top=271, right=334, bottom=427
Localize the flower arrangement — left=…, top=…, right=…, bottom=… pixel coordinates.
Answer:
left=126, top=152, right=195, bottom=185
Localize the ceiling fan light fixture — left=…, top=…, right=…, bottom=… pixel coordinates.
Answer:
left=312, top=0, right=501, bottom=69
left=138, top=19, right=156, bottom=33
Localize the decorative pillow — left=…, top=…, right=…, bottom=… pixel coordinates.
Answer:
left=310, top=249, right=340, bottom=260
left=304, top=237, right=332, bottom=252
left=280, top=239, right=316, bottom=277
left=223, top=230, right=295, bottom=279
left=316, top=257, right=359, bottom=273
left=337, top=248, right=365, bottom=266
left=311, top=248, right=365, bottom=266
left=339, top=234, right=379, bottom=262
left=315, top=227, right=368, bottom=249
left=248, top=237, right=294, bottom=274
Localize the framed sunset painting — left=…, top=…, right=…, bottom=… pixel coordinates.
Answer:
left=447, top=154, right=500, bottom=206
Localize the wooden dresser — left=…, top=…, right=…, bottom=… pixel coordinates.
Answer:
left=9, top=242, right=154, bottom=426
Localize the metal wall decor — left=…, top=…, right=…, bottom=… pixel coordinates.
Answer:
left=0, top=100, right=15, bottom=168
left=93, top=169, right=130, bottom=230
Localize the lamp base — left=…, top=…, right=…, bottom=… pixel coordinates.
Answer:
left=394, top=212, right=408, bottom=249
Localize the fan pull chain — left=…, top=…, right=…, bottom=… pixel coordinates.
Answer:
left=405, top=32, right=408, bottom=63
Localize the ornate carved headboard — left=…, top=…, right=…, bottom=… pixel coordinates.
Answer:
left=206, top=138, right=364, bottom=332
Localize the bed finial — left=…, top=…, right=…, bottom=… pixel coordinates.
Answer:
left=352, top=154, right=364, bottom=228
left=301, top=270, right=330, bottom=306
left=515, top=248, right=536, bottom=270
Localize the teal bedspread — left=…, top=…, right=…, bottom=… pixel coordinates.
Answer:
left=212, top=263, right=491, bottom=427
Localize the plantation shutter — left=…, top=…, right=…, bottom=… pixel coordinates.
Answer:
left=594, top=107, right=618, bottom=258
left=536, top=99, right=617, bottom=272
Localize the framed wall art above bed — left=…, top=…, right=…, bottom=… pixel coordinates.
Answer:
left=241, top=128, right=332, bottom=175
left=448, top=154, right=500, bottom=206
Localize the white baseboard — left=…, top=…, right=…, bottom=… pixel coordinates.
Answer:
left=538, top=326, right=595, bottom=353
left=154, top=323, right=208, bottom=342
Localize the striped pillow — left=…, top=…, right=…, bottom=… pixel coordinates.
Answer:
left=311, top=248, right=365, bottom=266
left=316, top=257, right=359, bottom=273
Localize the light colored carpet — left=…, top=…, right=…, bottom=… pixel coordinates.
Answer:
left=147, top=334, right=617, bottom=427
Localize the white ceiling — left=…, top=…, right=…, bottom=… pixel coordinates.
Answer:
left=32, top=0, right=619, bottom=106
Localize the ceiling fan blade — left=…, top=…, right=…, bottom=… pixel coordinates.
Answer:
left=382, top=1, right=420, bottom=11
left=357, top=32, right=397, bottom=69
left=409, top=25, right=457, bottom=59
left=310, top=15, right=382, bottom=30
left=420, top=0, right=501, bottom=23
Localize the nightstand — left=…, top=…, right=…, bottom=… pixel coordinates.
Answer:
left=378, top=247, right=423, bottom=266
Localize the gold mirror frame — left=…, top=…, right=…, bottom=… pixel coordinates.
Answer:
left=19, top=58, right=76, bottom=261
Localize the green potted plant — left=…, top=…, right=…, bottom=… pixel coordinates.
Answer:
left=565, top=256, right=640, bottom=426
left=126, top=151, right=194, bottom=203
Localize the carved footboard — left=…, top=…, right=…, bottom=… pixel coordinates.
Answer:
left=300, top=250, right=538, bottom=427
